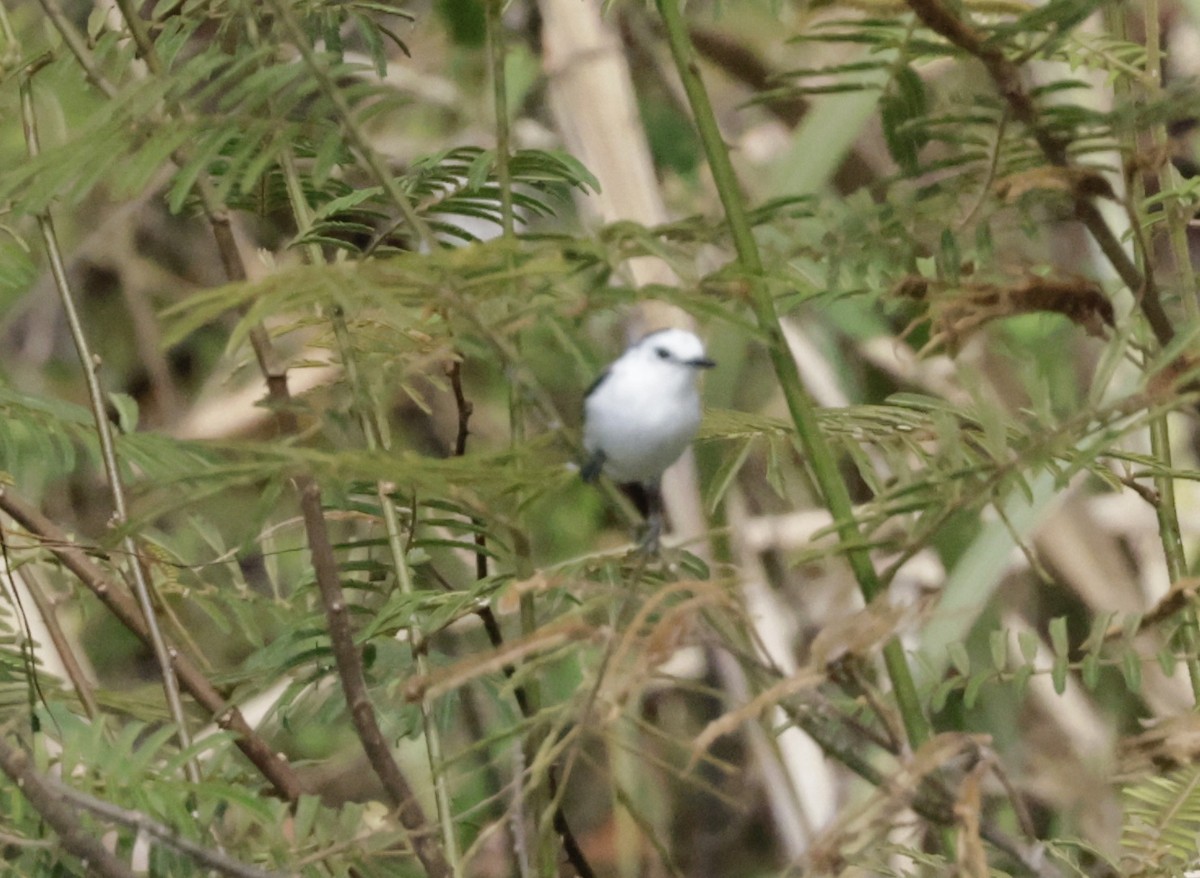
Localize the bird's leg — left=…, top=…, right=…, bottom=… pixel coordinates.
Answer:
left=637, top=482, right=664, bottom=555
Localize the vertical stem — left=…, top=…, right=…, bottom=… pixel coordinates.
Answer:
left=266, top=0, right=435, bottom=252
left=281, top=152, right=462, bottom=876
left=1125, top=0, right=1200, bottom=698
left=1143, top=0, right=1200, bottom=323
left=486, top=4, right=554, bottom=873
left=13, top=51, right=199, bottom=784
left=488, top=0, right=516, bottom=241
left=1148, top=417, right=1200, bottom=699
left=654, top=0, right=931, bottom=752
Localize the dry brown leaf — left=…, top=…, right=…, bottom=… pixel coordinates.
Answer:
left=600, top=582, right=731, bottom=720
left=608, top=579, right=729, bottom=679
left=955, top=760, right=990, bottom=878
left=1104, top=577, right=1200, bottom=643
left=404, top=619, right=594, bottom=702
left=494, top=571, right=561, bottom=615
left=809, top=594, right=915, bottom=667
left=688, top=667, right=825, bottom=767
left=897, top=274, right=1115, bottom=355
left=993, top=166, right=1115, bottom=202
left=1117, top=714, right=1200, bottom=778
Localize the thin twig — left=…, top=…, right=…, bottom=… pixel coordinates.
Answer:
left=296, top=476, right=451, bottom=878
left=0, top=487, right=304, bottom=802
left=36, top=0, right=119, bottom=98
left=44, top=777, right=293, bottom=878
left=14, top=46, right=199, bottom=785
left=901, top=0, right=1174, bottom=348
left=265, top=0, right=434, bottom=252
left=447, top=353, right=596, bottom=878
left=0, top=530, right=99, bottom=719
left=0, top=730, right=138, bottom=878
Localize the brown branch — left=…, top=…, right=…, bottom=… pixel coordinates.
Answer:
left=0, top=530, right=99, bottom=719
left=0, top=488, right=304, bottom=802
left=42, top=6, right=451, bottom=874
left=44, top=777, right=289, bottom=878
left=0, top=731, right=138, bottom=878
left=183, top=55, right=453, bottom=878
left=778, top=698, right=1060, bottom=878
left=445, top=357, right=594, bottom=878
left=296, top=477, right=450, bottom=878
left=903, top=0, right=1175, bottom=348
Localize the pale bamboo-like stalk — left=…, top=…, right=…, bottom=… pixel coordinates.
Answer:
left=537, top=0, right=709, bottom=545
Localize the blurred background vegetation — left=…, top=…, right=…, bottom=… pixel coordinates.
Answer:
left=2, top=0, right=1200, bottom=875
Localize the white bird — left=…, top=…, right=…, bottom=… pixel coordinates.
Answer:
left=582, top=328, right=715, bottom=550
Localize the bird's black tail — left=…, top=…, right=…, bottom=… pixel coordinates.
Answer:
left=619, top=482, right=662, bottom=520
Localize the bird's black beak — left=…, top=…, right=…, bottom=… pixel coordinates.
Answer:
left=689, top=357, right=717, bottom=369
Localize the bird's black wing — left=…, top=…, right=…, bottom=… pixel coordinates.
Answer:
left=581, top=449, right=606, bottom=483
left=583, top=367, right=610, bottom=399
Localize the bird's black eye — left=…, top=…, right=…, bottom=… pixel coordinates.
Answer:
left=655, top=347, right=671, bottom=360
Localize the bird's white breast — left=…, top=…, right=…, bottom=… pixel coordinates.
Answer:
left=583, top=361, right=702, bottom=485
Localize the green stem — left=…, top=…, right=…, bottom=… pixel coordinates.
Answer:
left=484, top=7, right=553, bottom=871
left=1144, top=0, right=1200, bottom=324
left=266, top=0, right=435, bottom=252
left=654, top=0, right=931, bottom=752
left=1122, top=0, right=1200, bottom=699
left=1147, top=416, right=1200, bottom=700
left=487, top=0, right=516, bottom=241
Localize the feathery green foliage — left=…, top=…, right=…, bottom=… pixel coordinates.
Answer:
left=1, top=0, right=1200, bottom=874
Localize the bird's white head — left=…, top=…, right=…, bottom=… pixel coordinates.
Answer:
left=627, top=328, right=716, bottom=376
